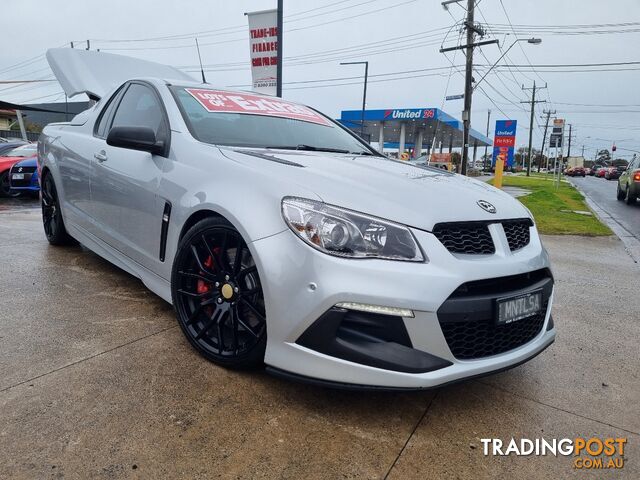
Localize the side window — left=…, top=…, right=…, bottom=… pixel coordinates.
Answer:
left=94, top=87, right=124, bottom=138
left=110, top=83, right=167, bottom=140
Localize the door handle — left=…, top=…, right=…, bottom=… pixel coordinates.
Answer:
left=94, top=151, right=108, bottom=163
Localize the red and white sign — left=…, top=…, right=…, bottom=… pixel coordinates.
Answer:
left=246, top=9, right=278, bottom=95
left=494, top=136, right=516, bottom=147
left=185, top=88, right=332, bottom=126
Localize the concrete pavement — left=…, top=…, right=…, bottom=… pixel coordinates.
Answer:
left=0, top=198, right=638, bottom=479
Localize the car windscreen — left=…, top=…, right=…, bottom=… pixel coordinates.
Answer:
left=171, top=86, right=375, bottom=155
left=5, top=145, right=36, bottom=157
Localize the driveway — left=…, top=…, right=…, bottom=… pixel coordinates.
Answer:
left=0, top=198, right=638, bottom=479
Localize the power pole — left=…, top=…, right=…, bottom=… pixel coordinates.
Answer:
left=521, top=81, right=547, bottom=176
left=581, top=145, right=585, bottom=157
left=538, top=109, right=555, bottom=172
left=566, top=124, right=573, bottom=158
left=484, top=109, right=491, bottom=170
left=460, top=0, right=475, bottom=177
left=439, top=0, right=498, bottom=176
left=276, top=0, right=283, bottom=97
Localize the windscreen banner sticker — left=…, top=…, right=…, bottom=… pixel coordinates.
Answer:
left=185, top=88, right=332, bottom=126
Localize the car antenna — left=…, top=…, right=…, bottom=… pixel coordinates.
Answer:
left=195, top=38, right=207, bottom=84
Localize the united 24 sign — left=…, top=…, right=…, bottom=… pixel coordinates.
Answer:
left=492, top=120, right=517, bottom=168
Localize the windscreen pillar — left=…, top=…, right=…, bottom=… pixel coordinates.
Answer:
left=378, top=122, right=385, bottom=154
left=15, top=110, right=27, bottom=142
left=414, top=130, right=424, bottom=158
left=398, top=123, right=406, bottom=156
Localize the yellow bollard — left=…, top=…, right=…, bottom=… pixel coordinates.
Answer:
left=494, top=158, right=504, bottom=189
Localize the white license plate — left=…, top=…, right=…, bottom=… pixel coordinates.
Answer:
left=496, top=290, right=542, bottom=325
left=12, top=173, right=24, bottom=180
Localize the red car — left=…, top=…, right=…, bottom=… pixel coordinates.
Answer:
left=567, top=166, right=586, bottom=177
left=0, top=143, right=37, bottom=197
left=597, top=168, right=608, bottom=178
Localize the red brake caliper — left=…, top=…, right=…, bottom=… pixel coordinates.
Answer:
left=196, top=247, right=221, bottom=294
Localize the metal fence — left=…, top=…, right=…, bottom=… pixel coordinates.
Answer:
left=0, top=130, right=39, bottom=142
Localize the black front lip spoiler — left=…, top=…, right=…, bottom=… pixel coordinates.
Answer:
left=266, top=335, right=555, bottom=392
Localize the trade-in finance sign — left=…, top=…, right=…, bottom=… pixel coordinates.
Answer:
left=246, top=9, right=278, bottom=96
left=492, top=119, right=517, bottom=167
left=185, top=88, right=332, bottom=126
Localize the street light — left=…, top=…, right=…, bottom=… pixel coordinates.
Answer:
left=473, top=38, right=542, bottom=90
left=340, top=61, right=369, bottom=139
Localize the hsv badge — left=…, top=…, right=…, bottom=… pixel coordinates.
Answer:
left=477, top=200, right=497, bottom=214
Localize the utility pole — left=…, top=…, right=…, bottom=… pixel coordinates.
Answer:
left=521, top=81, right=546, bottom=176
left=276, top=0, right=283, bottom=97
left=581, top=145, right=585, bottom=157
left=439, top=0, right=497, bottom=176
left=484, top=109, right=491, bottom=170
left=460, top=0, right=475, bottom=176
left=538, top=109, right=555, bottom=172
left=566, top=124, right=573, bottom=158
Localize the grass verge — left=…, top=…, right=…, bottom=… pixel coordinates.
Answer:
left=488, top=176, right=612, bottom=236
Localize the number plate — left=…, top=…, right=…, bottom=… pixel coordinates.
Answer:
left=11, top=173, right=24, bottom=180
left=496, top=290, right=542, bottom=325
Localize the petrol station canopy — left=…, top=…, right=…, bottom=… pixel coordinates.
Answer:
left=338, top=107, right=493, bottom=157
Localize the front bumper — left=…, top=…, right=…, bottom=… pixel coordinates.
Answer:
left=251, top=223, right=555, bottom=389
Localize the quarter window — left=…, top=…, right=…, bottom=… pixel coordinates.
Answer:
left=110, top=83, right=167, bottom=140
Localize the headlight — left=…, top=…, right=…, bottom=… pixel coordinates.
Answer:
left=281, top=197, right=425, bottom=262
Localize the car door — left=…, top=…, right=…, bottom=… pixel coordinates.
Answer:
left=91, top=81, right=169, bottom=273
left=621, top=158, right=636, bottom=192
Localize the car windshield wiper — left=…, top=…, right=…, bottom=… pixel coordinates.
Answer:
left=266, top=144, right=351, bottom=154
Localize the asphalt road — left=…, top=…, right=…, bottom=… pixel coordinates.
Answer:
left=0, top=197, right=639, bottom=479
left=568, top=175, right=640, bottom=239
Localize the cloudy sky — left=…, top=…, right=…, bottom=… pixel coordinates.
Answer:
left=2, top=0, right=639, bottom=158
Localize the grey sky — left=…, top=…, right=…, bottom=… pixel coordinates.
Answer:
left=2, top=0, right=639, bottom=158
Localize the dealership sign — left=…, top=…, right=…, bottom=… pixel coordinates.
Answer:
left=492, top=119, right=517, bottom=167
left=246, top=9, right=278, bottom=96
left=383, top=108, right=436, bottom=120
left=185, top=88, right=331, bottom=126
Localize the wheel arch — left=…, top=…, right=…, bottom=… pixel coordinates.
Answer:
left=178, top=209, right=226, bottom=243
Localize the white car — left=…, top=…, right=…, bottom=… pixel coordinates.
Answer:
left=39, top=49, right=555, bottom=389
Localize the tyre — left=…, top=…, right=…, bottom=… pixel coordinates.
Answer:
left=625, top=185, right=637, bottom=205
left=0, top=170, right=21, bottom=198
left=171, top=217, right=267, bottom=369
left=41, top=172, right=75, bottom=245
left=617, top=183, right=625, bottom=201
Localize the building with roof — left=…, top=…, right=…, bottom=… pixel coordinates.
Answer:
left=338, top=107, right=492, bottom=160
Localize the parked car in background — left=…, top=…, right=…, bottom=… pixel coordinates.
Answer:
left=617, top=157, right=639, bottom=205
left=605, top=166, right=624, bottom=180
left=566, top=166, right=585, bottom=177
left=0, top=143, right=37, bottom=197
left=597, top=167, right=608, bottom=178
left=9, top=156, right=39, bottom=196
left=0, top=140, right=28, bottom=157
left=584, top=167, right=591, bottom=175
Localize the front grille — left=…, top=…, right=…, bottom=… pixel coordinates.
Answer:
left=432, top=218, right=533, bottom=255
left=437, top=269, right=553, bottom=360
left=503, top=219, right=532, bottom=251
left=432, top=222, right=495, bottom=254
left=439, top=303, right=547, bottom=359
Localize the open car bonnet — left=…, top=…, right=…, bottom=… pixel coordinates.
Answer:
left=46, top=48, right=195, bottom=100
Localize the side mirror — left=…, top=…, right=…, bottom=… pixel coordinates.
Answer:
left=106, top=126, right=164, bottom=155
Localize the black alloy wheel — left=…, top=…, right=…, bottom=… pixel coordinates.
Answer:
left=41, top=173, right=75, bottom=245
left=0, top=170, right=20, bottom=198
left=172, top=217, right=267, bottom=368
